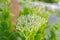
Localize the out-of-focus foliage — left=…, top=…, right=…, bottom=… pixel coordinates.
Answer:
left=0, top=0, right=20, bottom=40
left=42, top=0, right=59, bottom=3
left=34, top=0, right=57, bottom=3
left=17, top=0, right=58, bottom=3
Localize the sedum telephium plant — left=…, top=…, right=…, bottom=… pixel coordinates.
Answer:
left=16, top=2, right=60, bottom=40
left=16, top=4, right=50, bottom=40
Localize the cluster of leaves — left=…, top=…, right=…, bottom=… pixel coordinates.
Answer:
left=16, top=6, right=48, bottom=40
left=16, top=2, right=60, bottom=40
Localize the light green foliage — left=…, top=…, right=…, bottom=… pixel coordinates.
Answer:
left=16, top=6, right=48, bottom=40
left=16, top=2, right=60, bottom=40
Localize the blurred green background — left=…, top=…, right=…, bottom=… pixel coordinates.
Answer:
left=0, top=0, right=60, bottom=40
